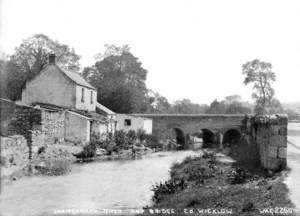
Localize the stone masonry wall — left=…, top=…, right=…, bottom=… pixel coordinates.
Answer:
left=41, top=109, right=66, bottom=145
left=0, top=99, right=42, bottom=138
left=252, top=115, right=287, bottom=171
left=0, top=135, right=29, bottom=179
left=1, top=99, right=66, bottom=159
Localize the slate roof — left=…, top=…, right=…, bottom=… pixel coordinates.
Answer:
left=96, top=102, right=115, bottom=115
left=61, top=67, right=96, bottom=90
left=47, top=64, right=96, bottom=90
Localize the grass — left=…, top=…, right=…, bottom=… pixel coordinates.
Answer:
left=142, top=151, right=295, bottom=216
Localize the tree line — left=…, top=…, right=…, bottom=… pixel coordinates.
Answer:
left=0, top=34, right=293, bottom=116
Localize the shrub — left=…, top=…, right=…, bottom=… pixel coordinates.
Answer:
left=227, top=167, right=247, bottom=184
left=137, top=129, right=147, bottom=142
left=114, top=130, right=128, bottom=149
left=152, top=178, right=187, bottom=203
left=126, top=130, right=137, bottom=146
left=37, top=159, right=71, bottom=176
left=73, top=142, right=96, bottom=159
left=144, top=134, right=160, bottom=149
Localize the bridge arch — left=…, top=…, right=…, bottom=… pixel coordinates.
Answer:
left=222, top=128, right=242, bottom=147
left=201, top=128, right=216, bottom=148
left=173, top=128, right=186, bottom=149
left=165, top=127, right=186, bottom=150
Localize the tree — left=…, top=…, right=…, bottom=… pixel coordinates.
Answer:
left=224, top=95, right=242, bottom=104
left=83, top=45, right=149, bottom=113
left=171, top=99, right=208, bottom=114
left=225, top=102, right=252, bottom=114
left=147, top=90, right=171, bottom=113
left=265, top=98, right=284, bottom=114
left=2, top=34, right=81, bottom=100
left=242, top=59, right=276, bottom=114
left=205, top=99, right=227, bottom=114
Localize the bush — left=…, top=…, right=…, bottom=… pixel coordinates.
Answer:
left=126, top=130, right=137, bottom=146
left=152, top=178, right=187, bottom=203
left=227, top=167, right=247, bottom=184
left=144, top=134, right=160, bottom=149
left=137, top=129, right=147, bottom=142
left=73, top=142, right=96, bottom=159
left=114, top=130, right=128, bottom=149
left=37, top=159, right=71, bottom=176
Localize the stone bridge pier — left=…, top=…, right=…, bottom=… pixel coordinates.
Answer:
left=133, top=114, right=288, bottom=171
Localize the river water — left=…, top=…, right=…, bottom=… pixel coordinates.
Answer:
left=1, top=123, right=300, bottom=216
left=0, top=150, right=200, bottom=216
left=286, top=122, right=300, bottom=210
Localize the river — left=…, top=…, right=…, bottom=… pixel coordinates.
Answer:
left=286, top=122, right=300, bottom=210
left=0, top=150, right=200, bottom=216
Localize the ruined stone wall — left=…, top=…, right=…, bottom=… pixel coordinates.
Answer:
left=0, top=135, right=29, bottom=179
left=252, top=115, right=287, bottom=171
left=0, top=99, right=42, bottom=138
left=1, top=99, right=67, bottom=160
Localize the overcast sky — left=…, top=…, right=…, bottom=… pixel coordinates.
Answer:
left=1, top=0, right=300, bottom=104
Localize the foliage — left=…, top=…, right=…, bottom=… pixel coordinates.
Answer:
left=83, top=45, right=149, bottom=113
left=171, top=99, right=208, bottom=114
left=205, top=98, right=251, bottom=114
left=114, top=130, right=128, bottom=149
left=152, top=179, right=187, bottom=203
left=205, top=99, right=227, bottom=114
left=147, top=91, right=172, bottom=113
left=2, top=34, right=81, bottom=100
left=242, top=59, right=276, bottom=114
left=73, top=142, right=96, bottom=159
left=127, top=130, right=137, bottom=145
left=227, top=167, right=247, bottom=184
left=137, top=129, right=147, bottom=142
left=144, top=134, right=160, bottom=149
left=265, top=98, right=284, bottom=114
left=225, top=102, right=252, bottom=114
left=37, top=159, right=71, bottom=176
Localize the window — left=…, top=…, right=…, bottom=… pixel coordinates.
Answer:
left=124, top=119, right=131, bottom=126
left=81, top=88, right=85, bottom=102
left=90, top=91, right=93, bottom=104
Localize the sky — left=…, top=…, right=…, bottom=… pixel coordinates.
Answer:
left=1, top=0, right=300, bottom=105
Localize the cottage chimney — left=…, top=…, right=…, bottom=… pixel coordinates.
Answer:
left=49, top=53, right=56, bottom=64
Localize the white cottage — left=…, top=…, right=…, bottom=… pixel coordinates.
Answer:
left=21, top=54, right=97, bottom=111
left=115, top=114, right=152, bottom=134
left=20, top=54, right=108, bottom=144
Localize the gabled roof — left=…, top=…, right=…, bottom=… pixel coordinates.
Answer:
left=96, top=102, right=115, bottom=115
left=47, top=64, right=96, bottom=90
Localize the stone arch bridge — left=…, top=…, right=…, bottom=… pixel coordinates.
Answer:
left=133, top=114, right=248, bottom=149
left=133, top=114, right=288, bottom=171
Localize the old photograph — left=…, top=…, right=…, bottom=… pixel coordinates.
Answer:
left=0, top=0, right=300, bottom=215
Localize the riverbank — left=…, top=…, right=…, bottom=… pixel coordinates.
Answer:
left=143, top=150, right=295, bottom=216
